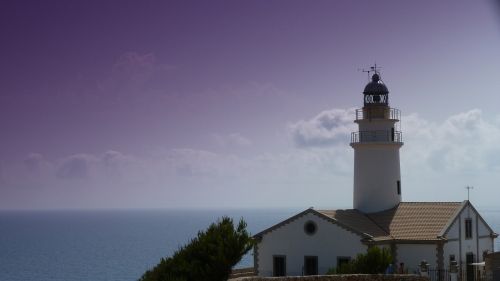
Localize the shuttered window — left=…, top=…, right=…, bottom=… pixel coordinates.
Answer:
left=465, top=218, right=472, bottom=239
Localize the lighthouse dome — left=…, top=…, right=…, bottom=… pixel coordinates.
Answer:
left=363, top=74, right=389, bottom=95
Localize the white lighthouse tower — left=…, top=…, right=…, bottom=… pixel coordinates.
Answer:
left=351, top=69, right=403, bottom=213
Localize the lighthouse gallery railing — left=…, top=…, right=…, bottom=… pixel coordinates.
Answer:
left=351, top=130, right=403, bottom=143
left=355, top=107, right=400, bottom=120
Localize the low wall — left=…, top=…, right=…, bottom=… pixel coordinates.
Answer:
left=230, top=275, right=428, bottom=281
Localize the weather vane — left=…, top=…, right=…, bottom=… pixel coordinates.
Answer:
left=358, top=63, right=382, bottom=82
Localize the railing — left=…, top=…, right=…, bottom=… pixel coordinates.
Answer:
left=428, top=269, right=450, bottom=281
left=426, top=267, right=487, bottom=281
left=355, top=107, right=400, bottom=121
left=351, top=130, right=403, bottom=143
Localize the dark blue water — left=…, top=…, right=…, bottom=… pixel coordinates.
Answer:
left=0, top=208, right=300, bottom=281
left=0, top=208, right=498, bottom=281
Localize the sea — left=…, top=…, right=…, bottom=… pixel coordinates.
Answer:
left=0, top=208, right=499, bottom=281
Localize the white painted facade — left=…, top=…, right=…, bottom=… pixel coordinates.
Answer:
left=254, top=203, right=496, bottom=277
left=352, top=142, right=402, bottom=213
left=441, top=204, right=495, bottom=269
left=443, top=240, right=460, bottom=269
left=255, top=211, right=367, bottom=276
left=396, top=244, right=437, bottom=272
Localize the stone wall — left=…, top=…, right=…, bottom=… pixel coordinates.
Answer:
left=229, top=275, right=428, bottom=281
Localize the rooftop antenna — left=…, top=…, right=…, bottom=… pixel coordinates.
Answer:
left=358, top=63, right=382, bottom=82
left=465, top=186, right=474, bottom=218
left=465, top=186, right=474, bottom=202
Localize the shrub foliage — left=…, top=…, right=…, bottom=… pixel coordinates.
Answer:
left=327, top=246, right=392, bottom=274
left=139, top=217, right=254, bottom=281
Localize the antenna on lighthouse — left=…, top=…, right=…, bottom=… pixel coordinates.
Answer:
left=358, top=63, right=382, bottom=81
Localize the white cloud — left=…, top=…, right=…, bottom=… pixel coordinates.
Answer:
left=403, top=109, right=500, bottom=173
left=287, top=107, right=500, bottom=205
left=211, top=133, right=252, bottom=147
left=289, top=107, right=500, bottom=174
left=289, top=108, right=356, bottom=147
left=56, top=154, right=97, bottom=180
left=4, top=108, right=500, bottom=208
left=23, top=153, right=53, bottom=174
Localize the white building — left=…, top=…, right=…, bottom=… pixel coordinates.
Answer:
left=253, top=71, right=498, bottom=278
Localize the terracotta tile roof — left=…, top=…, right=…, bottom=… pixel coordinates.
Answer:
left=255, top=202, right=473, bottom=242
left=366, top=202, right=463, bottom=241
left=321, top=202, right=464, bottom=241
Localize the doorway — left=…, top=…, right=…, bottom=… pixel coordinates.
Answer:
left=304, top=256, right=318, bottom=275
left=466, top=253, right=474, bottom=281
left=273, top=255, right=286, bottom=277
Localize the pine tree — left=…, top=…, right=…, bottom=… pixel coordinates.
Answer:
left=139, top=217, right=254, bottom=281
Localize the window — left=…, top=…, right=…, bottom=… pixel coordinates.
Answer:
left=273, top=255, right=286, bottom=277
left=397, top=180, right=401, bottom=195
left=449, top=254, right=455, bottom=262
left=337, top=257, right=351, bottom=269
left=304, top=221, right=317, bottom=236
left=304, top=256, right=318, bottom=276
left=465, top=218, right=473, bottom=239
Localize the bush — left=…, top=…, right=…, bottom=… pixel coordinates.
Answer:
left=139, top=217, right=254, bottom=281
left=327, top=246, right=392, bottom=274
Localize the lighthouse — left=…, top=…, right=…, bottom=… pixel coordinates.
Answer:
left=253, top=68, right=497, bottom=277
left=351, top=70, right=403, bottom=213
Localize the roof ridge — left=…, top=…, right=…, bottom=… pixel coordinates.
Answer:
left=363, top=211, right=392, bottom=238
left=400, top=201, right=462, bottom=204
left=317, top=209, right=389, bottom=239
left=316, top=208, right=355, bottom=211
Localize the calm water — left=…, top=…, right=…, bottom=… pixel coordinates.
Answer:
left=0, top=208, right=300, bottom=281
left=0, top=208, right=499, bottom=281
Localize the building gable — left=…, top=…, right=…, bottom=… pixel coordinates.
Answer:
left=440, top=201, right=498, bottom=238
left=254, top=210, right=369, bottom=276
left=254, top=208, right=374, bottom=241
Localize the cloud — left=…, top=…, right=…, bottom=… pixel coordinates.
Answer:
left=287, top=107, right=500, bottom=201
left=23, top=153, right=51, bottom=173
left=401, top=109, right=500, bottom=173
left=289, top=108, right=356, bottom=147
left=288, top=107, right=500, bottom=174
left=56, top=154, right=97, bottom=180
left=211, top=133, right=252, bottom=147
left=20, top=153, right=55, bottom=185
left=5, top=108, right=500, bottom=208
left=159, top=148, right=246, bottom=180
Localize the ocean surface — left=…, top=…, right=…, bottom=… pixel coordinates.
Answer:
left=0, top=208, right=499, bottom=281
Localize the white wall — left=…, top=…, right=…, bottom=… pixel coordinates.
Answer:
left=443, top=218, right=460, bottom=269
left=353, top=144, right=402, bottom=213
left=397, top=244, right=436, bottom=272
left=443, top=240, right=459, bottom=269
left=446, top=219, right=459, bottom=239
left=479, top=238, right=493, bottom=259
left=445, top=204, right=495, bottom=268
left=478, top=217, right=492, bottom=237
left=256, top=211, right=367, bottom=276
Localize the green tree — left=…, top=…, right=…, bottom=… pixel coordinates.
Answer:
left=327, top=246, right=392, bottom=274
left=139, top=217, right=254, bottom=281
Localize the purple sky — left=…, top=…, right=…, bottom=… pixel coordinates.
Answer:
left=2, top=0, right=500, bottom=210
